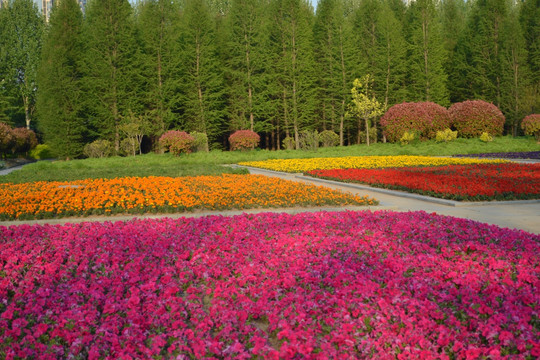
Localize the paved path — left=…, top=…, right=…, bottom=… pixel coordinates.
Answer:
left=243, top=166, right=540, bottom=235
left=1, top=164, right=539, bottom=235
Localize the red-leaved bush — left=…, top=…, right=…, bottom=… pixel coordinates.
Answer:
left=159, top=130, right=195, bottom=155
left=229, top=130, right=260, bottom=151
left=521, top=114, right=540, bottom=142
left=0, top=122, right=15, bottom=157
left=380, top=102, right=452, bottom=143
left=449, top=100, right=505, bottom=138
left=12, top=127, right=38, bottom=154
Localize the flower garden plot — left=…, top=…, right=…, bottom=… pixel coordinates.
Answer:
left=1, top=211, right=539, bottom=359
left=239, top=155, right=505, bottom=173
left=0, top=174, right=375, bottom=220
left=307, top=163, right=540, bottom=201
left=454, top=151, right=540, bottom=160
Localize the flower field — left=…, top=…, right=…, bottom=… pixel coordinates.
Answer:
left=0, top=174, right=374, bottom=220
left=1, top=211, right=539, bottom=359
left=308, top=163, right=540, bottom=201
left=239, top=155, right=504, bottom=173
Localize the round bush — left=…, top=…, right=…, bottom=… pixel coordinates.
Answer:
left=521, top=114, right=540, bottom=142
left=159, top=130, right=195, bottom=155
left=449, top=100, right=505, bottom=138
left=30, top=144, right=55, bottom=160
left=229, top=130, right=260, bottom=151
left=12, top=127, right=38, bottom=154
left=84, top=139, right=114, bottom=158
left=319, top=130, right=340, bottom=147
left=0, top=122, right=15, bottom=157
left=379, top=102, right=451, bottom=143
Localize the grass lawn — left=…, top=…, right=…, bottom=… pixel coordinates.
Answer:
left=1, top=136, right=538, bottom=184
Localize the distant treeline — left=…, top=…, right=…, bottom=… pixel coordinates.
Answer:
left=0, top=0, right=538, bottom=158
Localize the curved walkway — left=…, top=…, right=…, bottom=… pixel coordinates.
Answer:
left=1, top=165, right=539, bottom=234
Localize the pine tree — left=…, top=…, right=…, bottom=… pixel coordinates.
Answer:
left=465, top=0, right=508, bottom=107
left=439, top=0, right=468, bottom=103
left=313, top=0, right=352, bottom=145
left=374, top=0, right=407, bottom=110
left=136, top=0, right=182, bottom=138
left=37, top=0, right=86, bottom=159
left=178, top=0, right=225, bottom=144
left=0, top=0, right=43, bottom=129
left=82, top=0, right=141, bottom=154
left=520, top=0, right=540, bottom=114
left=224, top=0, right=266, bottom=133
left=406, top=0, right=449, bottom=105
left=501, top=4, right=529, bottom=134
left=267, top=0, right=316, bottom=149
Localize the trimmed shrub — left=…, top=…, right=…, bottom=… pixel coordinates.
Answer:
left=229, top=130, right=260, bottom=151
left=159, top=130, right=195, bottom=155
left=449, top=100, right=505, bottom=138
left=299, top=130, right=319, bottom=151
left=30, top=144, right=55, bottom=160
left=319, top=130, right=340, bottom=147
left=0, top=122, right=15, bottom=158
left=400, top=131, right=416, bottom=145
left=435, top=128, right=458, bottom=143
left=282, top=136, right=295, bottom=150
left=84, top=139, right=114, bottom=158
left=12, top=127, right=38, bottom=154
left=358, top=128, right=378, bottom=145
left=479, top=132, right=494, bottom=142
left=380, top=102, right=452, bottom=143
left=190, top=131, right=209, bottom=152
left=521, top=114, right=540, bottom=142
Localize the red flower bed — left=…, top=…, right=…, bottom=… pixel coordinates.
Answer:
left=1, top=211, right=539, bottom=359
left=308, top=163, right=540, bottom=201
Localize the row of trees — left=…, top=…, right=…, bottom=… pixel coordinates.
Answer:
left=0, top=0, right=538, bottom=159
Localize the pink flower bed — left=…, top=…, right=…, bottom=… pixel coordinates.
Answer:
left=1, top=211, right=539, bottom=359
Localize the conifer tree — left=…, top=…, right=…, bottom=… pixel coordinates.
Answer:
left=439, top=0, right=468, bottom=103
left=406, top=0, right=449, bottom=106
left=464, top=0, right=508, bottom=107
left=178, top=0, right=225, bottom=144
left=224, top=0, right=267, bottom=133
left=37, top=0, right=86, bottom=159
left=136, top=0, right=182, bottom=138
left=0, top=0, right=43, bottom=129
left=374, top=0, right=407, bottom=110
left=268, top=0, right=316, bottom=149
left=520, top=0, right=540, bottom=114
left=313, top=0, right=352, bottom=145
left=501, top=5, right=529, bottom=134
left=82, top=0, right=141, bottom=154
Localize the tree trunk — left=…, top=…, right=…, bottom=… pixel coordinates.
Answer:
left=365, top=117, right=370, bottom=146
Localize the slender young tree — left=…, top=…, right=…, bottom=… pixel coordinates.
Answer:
left=136, top=0, right=182, bottom=139
left=406, top=0, right=449, bottom=105
left=178, top=0, right=225, bottom=143
left=0, top=0, right=43, bottom=129
left=82, top=0, right=141, bottom=154
left=37, top=0, right=86, bottom=159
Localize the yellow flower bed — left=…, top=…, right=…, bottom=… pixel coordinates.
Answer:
left=239, top=156, right=506, bottom=173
